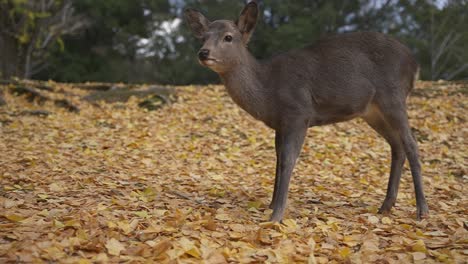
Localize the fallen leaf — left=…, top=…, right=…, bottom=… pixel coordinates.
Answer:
left=339, top=247, right=351, bottom=259
left=106, top=238, right=125, bottom=256
left=215, top=214, right=231, bottom=221
left=412, top=252, right=426, bottom=261
left=411, top=239, right=427, bottom=253
left=381, top=217, right=392, bottom=224
left=3, top=214, right=26, bottom=222
left=368, top=215, right=379, bottom=225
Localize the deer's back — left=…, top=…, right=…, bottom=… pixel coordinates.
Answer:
left=266, top=32, right=418, bottom=126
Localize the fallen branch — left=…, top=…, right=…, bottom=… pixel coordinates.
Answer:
left=0, top=79, right=55, bottom=92
left=33, top=83, right=54, bottom=92
left=83, top=85, right=174, bottom=103
left=13, top=86, right=48, bottom=104
left=54, top=99, right=79, bottom=113
left=11, top=86, right=79, bottom=112
left=73, top=83, right=130, bottom=91
left=20, top=110, right=51, bottom=117
left=2, top=80, right=175, bottom=113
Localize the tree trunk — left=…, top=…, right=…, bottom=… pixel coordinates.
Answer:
left=0, top=89, right=6, bottom=106
left=0, top=35, right=23, bottom=80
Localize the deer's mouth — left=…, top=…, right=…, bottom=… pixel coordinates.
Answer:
left=199, top=58, right=219, bottom=66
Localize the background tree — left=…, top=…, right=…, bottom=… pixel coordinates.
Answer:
left=37, top=0, right=173, bottom=83
left=2, top=0, right=467, bottom=84
left=394, top=0, right=468, bottom=80
left=137, top=0, right=406, bottom=84
left=428, top=0, right=468, bottom=80
left=0, top=0, right=88, bottom=79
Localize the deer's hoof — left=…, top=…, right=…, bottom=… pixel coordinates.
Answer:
left=269, top=215, right=282, bottom=223
left=378, top=208, right=391, bottom=215
left=416, top=204, right=429, bottom=221
left=269, top=211, right=284, bottom=223
left=378, top=197, right=396, bottom=215
left=378, top=204, right=393, bottom=215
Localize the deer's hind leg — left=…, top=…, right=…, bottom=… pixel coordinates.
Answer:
left=363, top=105, right=406, bottom=214
left=369, top=98, right=429, bottom=220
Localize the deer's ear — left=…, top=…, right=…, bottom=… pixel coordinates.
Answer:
left=184, top=8, right=210, bottom=40
left=236, top=1, right=259, bottom=44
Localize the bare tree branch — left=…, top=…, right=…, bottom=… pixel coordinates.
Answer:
left=446, top=63, right=468, bottom=80
left=432, top=31, right=460, bottom=69
left=27, top=0, right=88, bottom=78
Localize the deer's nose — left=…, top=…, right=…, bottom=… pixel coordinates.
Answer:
left=198, top=49, right=210, bottom=60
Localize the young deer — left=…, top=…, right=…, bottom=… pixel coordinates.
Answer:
left=184, top=1, right=429, bottom=222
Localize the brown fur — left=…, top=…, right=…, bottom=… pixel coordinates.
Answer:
left=185, top=1, right=428, bottom=222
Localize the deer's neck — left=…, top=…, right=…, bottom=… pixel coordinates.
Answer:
left=220, top=52, right=269, bottom=122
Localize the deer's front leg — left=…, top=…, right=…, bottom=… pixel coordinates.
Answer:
left=269, top=118, right=308, bottom=222
left=269, top=131, right=282, bottom=209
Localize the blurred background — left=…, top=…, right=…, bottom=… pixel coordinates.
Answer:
left=0, top=0, right=467, bottom=85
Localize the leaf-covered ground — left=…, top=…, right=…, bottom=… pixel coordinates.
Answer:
left=0, top=81, right=466, bottom=263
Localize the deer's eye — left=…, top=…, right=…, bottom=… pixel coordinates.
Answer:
left=224, top=35, right=233, bottom=42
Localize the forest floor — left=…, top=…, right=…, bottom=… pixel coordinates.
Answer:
left=0, top=81, right=466, bottom=263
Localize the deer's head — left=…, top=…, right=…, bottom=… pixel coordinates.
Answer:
left=184, top=1, right=259, bottom=74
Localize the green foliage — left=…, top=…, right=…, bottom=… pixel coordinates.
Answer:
left=6, top=0, right=54, bottom=42
left=35, top=0, right=468, bottom=83
left=38, top=0, right=172, bottom=83
left=391, top=0, right=468, bottom=80
left=0, top=0, right=87, bottom=79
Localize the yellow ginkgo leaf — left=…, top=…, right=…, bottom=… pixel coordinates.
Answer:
left=105, top=238, right=125, bottom=256
left=4, top=214, right=26, bottom=222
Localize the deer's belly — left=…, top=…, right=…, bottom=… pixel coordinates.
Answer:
left=309, top=103, right=369, bottom=126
